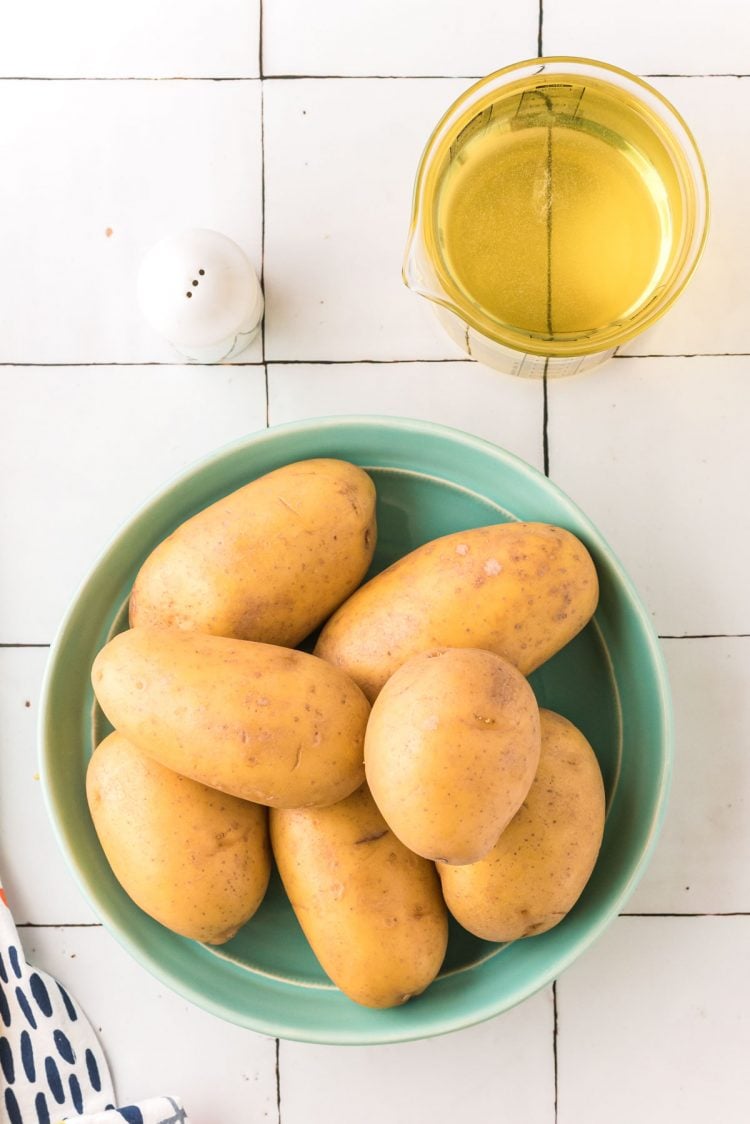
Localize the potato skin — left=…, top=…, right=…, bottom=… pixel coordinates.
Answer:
left=129, top=458, right=376, bottom=648
left=86, top=731, right=271, bottom=944
left=270, top=785, right=448, bottom=1008
left=91, top=629, right=369, bottom=808
left=314, top=522, right=598, bottom=701
left=438, top=709, right=606, bottom=942
left=365, top=648, right=541, bottom=865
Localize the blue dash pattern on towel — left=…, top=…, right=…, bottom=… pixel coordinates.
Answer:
left=0, top=881, right=188, bottom=1124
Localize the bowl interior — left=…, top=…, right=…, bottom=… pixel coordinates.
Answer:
left=40, top=416, right=671, bottom=1044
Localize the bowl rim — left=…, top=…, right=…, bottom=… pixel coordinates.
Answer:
left=38, top=413, right=673, bottom=1044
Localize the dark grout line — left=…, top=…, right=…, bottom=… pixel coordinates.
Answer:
left=264, top=357, right=468, bottom=365
left=18, top=922, right=102, bottom=929
left=0, top=75, right=260, bottom=82
left=658, top=633, right=750, bottom=640
left=259, top=1, right=269, bottom=435
left=552, top=980, right=558, bottom=1122
left=259, top=0, right=264, bottom=80
left=621, top=912, right=750, bottom=917
left=0, top=361, right=267, bottom=368
left=0, top=358, right=463, bottom=368
left=265, top=357, right=474, bottom=366
left=260, top=75, right=269, bottom=428
left=275, top=1038, right=282, bottom=1124
left=0, top=73, right=745, bottom=83
left=2, top=354, right=749, bottom=369
left=0, top=642, right=50, bottom=649
left=645, top=72, right=750, bottom=79
left=613, top=352, right=750, bottom=359
left=0, top=74, right=475, bottom=83
left=262, top=73, right=481, bottom=81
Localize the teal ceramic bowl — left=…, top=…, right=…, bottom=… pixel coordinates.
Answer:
left=39, top=416, right=672, bottom=1044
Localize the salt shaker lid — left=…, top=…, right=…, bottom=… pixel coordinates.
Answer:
left=137, top=228, right=262, bottom=350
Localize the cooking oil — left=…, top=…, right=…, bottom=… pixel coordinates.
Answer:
left=422, top=71, right=695, bottom=356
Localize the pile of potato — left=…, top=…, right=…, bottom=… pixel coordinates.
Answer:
left=87, top=457, right=605, bottom=1009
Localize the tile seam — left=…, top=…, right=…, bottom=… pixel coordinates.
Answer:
left=0, top=73, right=745, bottom=81
left=3, top=353, right=750, bottom=368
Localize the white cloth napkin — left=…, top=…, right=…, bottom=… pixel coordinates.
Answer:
left=0, top=881, right=188, bottom=1124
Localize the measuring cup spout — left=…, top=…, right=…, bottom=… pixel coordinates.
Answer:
left=402, top=227, right=465, bottom=321
left=401, top=227, right=429, bottom=296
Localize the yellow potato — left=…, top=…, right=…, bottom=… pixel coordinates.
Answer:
left=314, top=521, right=598, bottom=701
left=270, top=785, right=448, bottom=1008
left=365, top=648, right=541, bottom=865
left=86, top=731, right=270, bottom=944
left=129, top=458, right=376, bottom=647
left=91, top=629, right=369, bottom=808
left=438, top=709, right=606, bottom=941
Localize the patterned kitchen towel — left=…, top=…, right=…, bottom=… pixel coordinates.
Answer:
left=58, top=1095, right=187, bottom=1124
left=0, top=881, right=189, bottom=1124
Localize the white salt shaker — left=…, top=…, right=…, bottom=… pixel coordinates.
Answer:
left=137, top=228, right=264, bottom=362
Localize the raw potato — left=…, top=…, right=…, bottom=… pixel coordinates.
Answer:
left=91, top=629, right=369, bottom=808
left=129, top=458, right=377, bottom=647
left=314, top=522, right=599, bottom=701
left=271, top=785, right=448, bottom=1008
left=438, top=709, right=606, bottom=941
left=365, top=648, right=541, bottom=865
left=86, top=731, right=271, bottom=944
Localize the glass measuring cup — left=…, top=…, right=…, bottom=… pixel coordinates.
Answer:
left=403, top=57, right=709, bottom=377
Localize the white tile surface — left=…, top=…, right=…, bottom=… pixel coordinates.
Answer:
left=263, top=78, right=469, bottom=361
left=544, top=1, right=750, bottom=75
left=0, top=1, right=260, bottom=78
left=280, top=990, right=555, bottom=1124
left=268, top=361, right=545, bottom=470
left=18, top=926, right=277, bottom=1123
left=547, top=355, right=750, bottom=636
left=0, top=365, right=266, bottom=643
left=0, top=648, right=97, bottom=924
left=263, top=1, right=537, bottom=77
left=1, top=1, right=749, bottom=1117
left=622, top=78, right=750, bottom=357
left=628, top=638, right=750, bottom=914
left=0, top=80, right=263, bottom=363
left=557, top=916, right=750, bottom=1124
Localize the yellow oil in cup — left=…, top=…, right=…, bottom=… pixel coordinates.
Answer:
left=404, top=58, right=709, bottom=377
